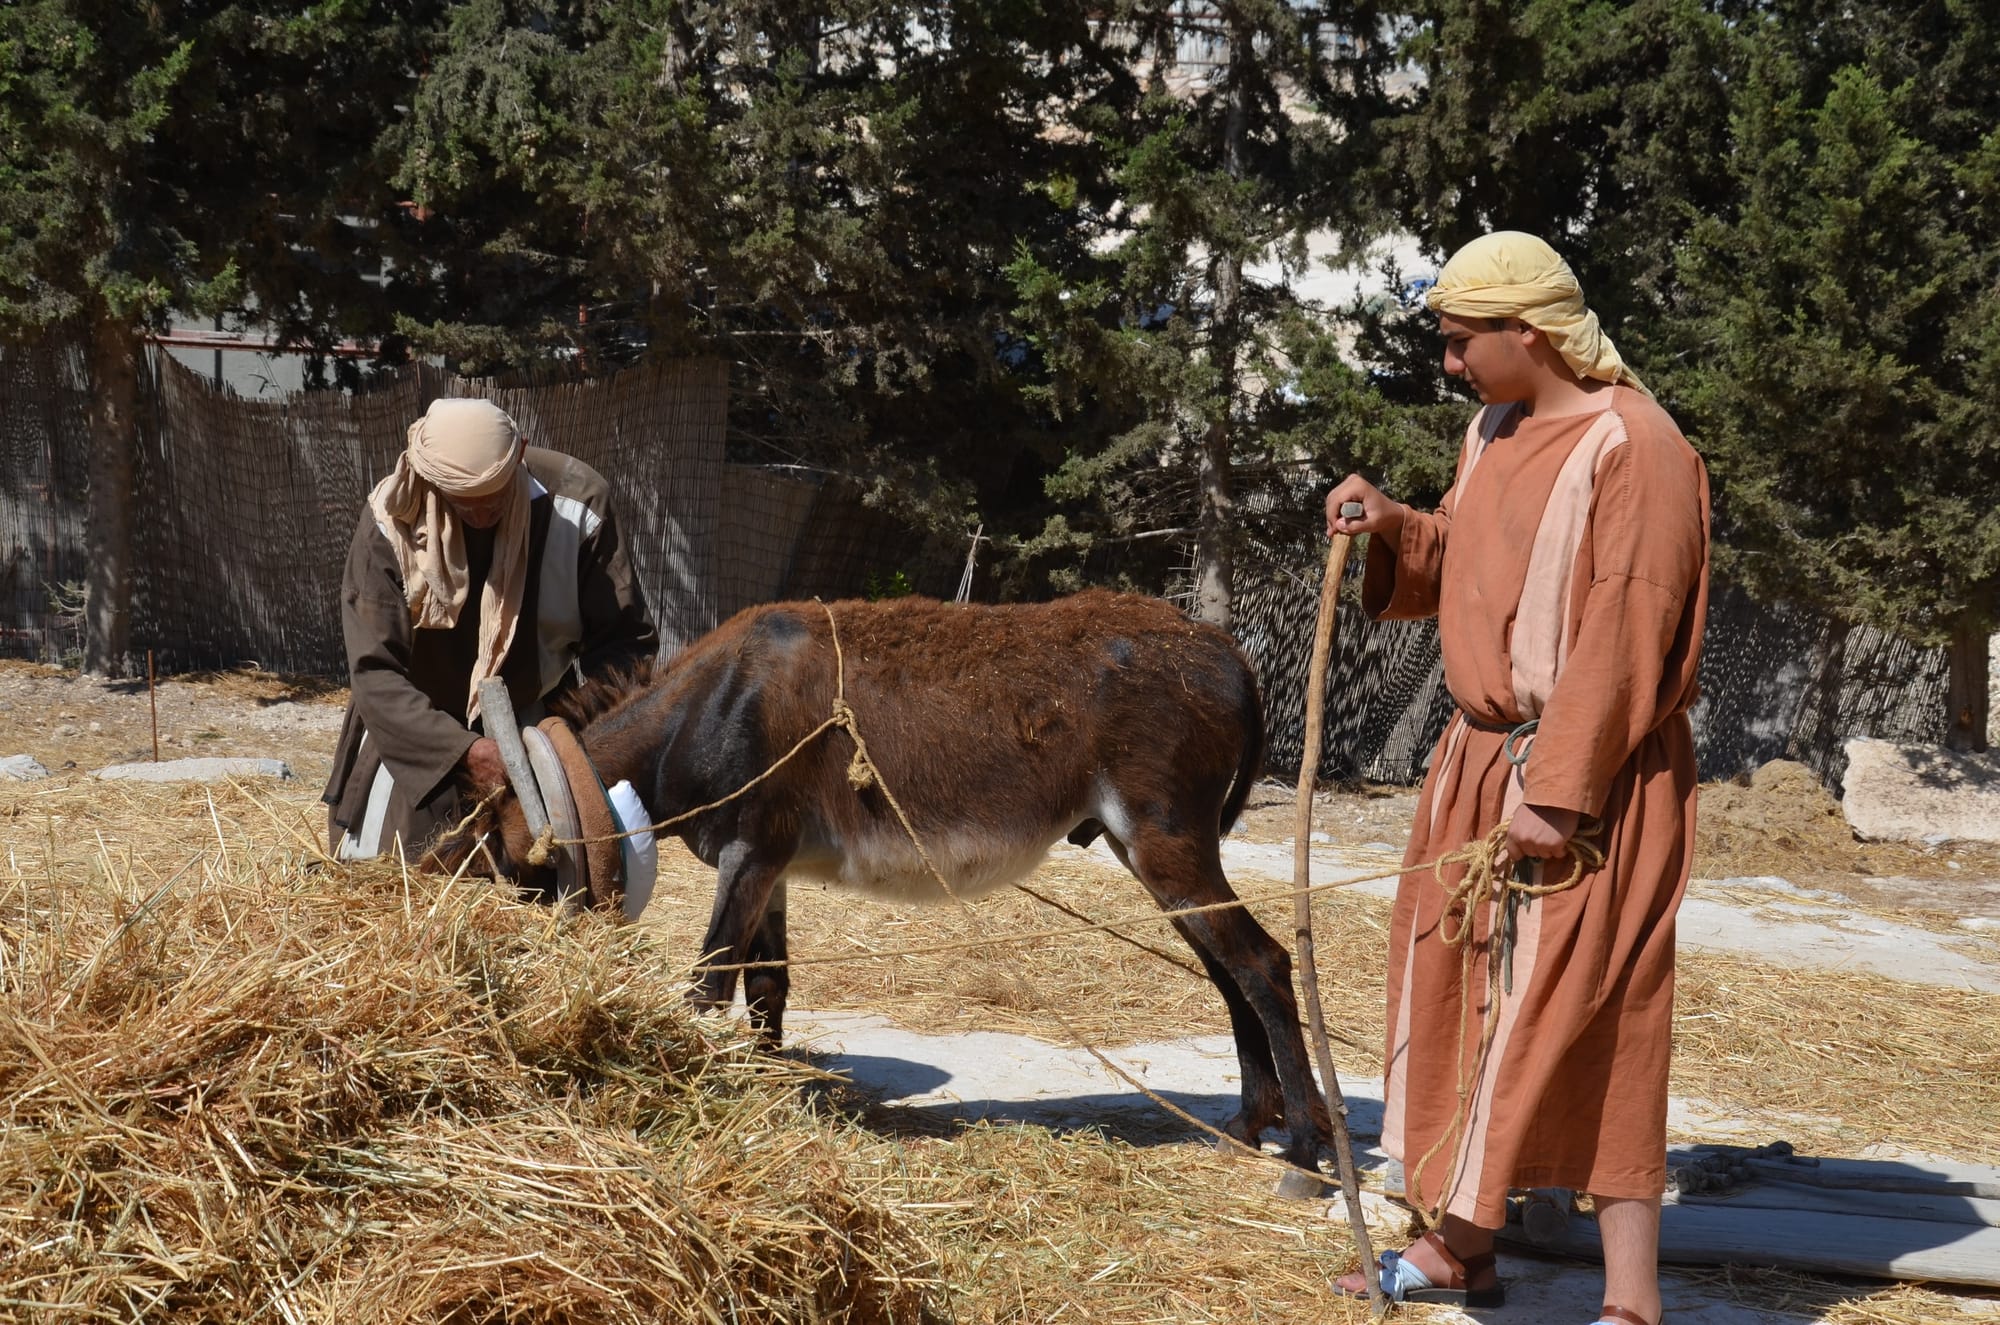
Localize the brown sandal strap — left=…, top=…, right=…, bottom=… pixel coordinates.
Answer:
left=1599, top=1307, right=1656, bottom=1325
left=1416, top=1230, right=1497, bottom=1286
left=1417, top=1231, right=1466, bottom=1283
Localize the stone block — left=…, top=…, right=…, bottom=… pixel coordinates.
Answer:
left=1, top=754, right=50, bottom=782
left=96, top=757, right=294, bottom=784
left=1841, top=738, right=2000, bottom=845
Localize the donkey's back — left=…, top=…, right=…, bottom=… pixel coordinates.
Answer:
left=623, top=589, right=1265, bottom=902
left=573, top=590, right=1331, bottom=1173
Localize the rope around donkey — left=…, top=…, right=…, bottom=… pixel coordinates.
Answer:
left=520, top=600, right=1600, bottom=1196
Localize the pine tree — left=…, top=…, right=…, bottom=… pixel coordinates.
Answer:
left=1347, top=0, right=1740, bottom=428
left=1004, top=0, right=1398, bottom=623
left=391, top=0, right=1144, bottom=544
left=1672, top=3, right=2000, bottom=751
left=0, top=1, right=438, bottom=673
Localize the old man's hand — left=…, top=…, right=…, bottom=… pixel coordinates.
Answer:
left=463, top=737, right=508, bottom=794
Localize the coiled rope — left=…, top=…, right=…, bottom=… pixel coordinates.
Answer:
left=1405, top=806, right=1604, bottom=1229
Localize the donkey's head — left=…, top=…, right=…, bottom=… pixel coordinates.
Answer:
left=422, top=659, right=658, bottom=899
left=422, top=775, right=563, bottom=901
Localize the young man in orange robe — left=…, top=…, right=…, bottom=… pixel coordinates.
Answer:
left=1330, top=232, right=1710, bottom=1325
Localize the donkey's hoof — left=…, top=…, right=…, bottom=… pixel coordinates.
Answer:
left=1273, top=1166, right=1334, bottom=1201
left=1212, top=1110, right=1266, bottom=1153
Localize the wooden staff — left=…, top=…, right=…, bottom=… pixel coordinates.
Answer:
left=1293, top=503, right=1386, bottom=1315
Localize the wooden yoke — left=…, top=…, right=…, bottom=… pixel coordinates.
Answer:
left=477, top=677, right=550, bottom=843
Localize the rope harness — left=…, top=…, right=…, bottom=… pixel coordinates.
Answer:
left=505, top=608, right=1601, bottom=1204
left=1408, top=717, right=1604, bottom=1229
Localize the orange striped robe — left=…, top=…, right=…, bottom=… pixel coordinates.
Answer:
left=1363, top=385, right=1710, bottom=1225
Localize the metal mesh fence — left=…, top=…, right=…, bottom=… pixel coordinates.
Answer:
left=1, top=339, right=1952, bottom=786
left=717, top=466, right=959, bottom=621
left=2, top=341, right=959, bottom=678
left=4, top=344, right=731, bottom=675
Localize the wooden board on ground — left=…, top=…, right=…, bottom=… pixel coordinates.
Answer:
left=1496, top=1149, right=2000, bottom=1289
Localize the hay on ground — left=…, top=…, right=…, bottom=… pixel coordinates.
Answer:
left=7, top=766, right=1999, bottom=1323
left=0, top=779, right=938, bottom=1323
left=1697, top=759, right=2000, bottom=885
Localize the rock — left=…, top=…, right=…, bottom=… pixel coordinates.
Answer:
left=1841, top=739, right=2000, bottom=845
left=95, top=757, right=293, bottom=784
left=87, top=721, right=101, bottom=734
left=1, top=754, right=50, bottom=782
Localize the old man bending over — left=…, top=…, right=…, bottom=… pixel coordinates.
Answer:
left=323, top=397, right=656, bottom=861
left=1330, top=233, right=1710, bottom=1325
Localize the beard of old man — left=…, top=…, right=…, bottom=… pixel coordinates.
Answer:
left=366, top=398, right=531, bottom=724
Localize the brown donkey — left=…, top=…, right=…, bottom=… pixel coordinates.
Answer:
left=458, top=589, right=1333, bottom=1174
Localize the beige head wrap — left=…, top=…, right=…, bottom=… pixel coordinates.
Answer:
left=1425, top=231, right=1648, bottom=395
left=366, top=397, right=531, bottom=724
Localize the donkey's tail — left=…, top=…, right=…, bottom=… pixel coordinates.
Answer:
left=1217, top=665, right=1268, bottom=838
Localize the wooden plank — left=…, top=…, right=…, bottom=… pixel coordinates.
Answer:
left=1668, top=1147, right=2000, bottom=1200
left=1741, top=1156, right=2000, bottom=1200
left=1672, top=1179, right=2000, bottom=1230
left=1501, top=1202, right=2000, bottom=1288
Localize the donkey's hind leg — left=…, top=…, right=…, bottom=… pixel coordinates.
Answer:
left=1102, top=823, right=1285, bottom=1148
left=1122, top=826, right=1330, bottom=1174
left=1166, top=912, right=1286, bottom=1149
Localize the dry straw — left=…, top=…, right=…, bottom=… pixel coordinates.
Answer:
left=0, top=779, right=939, bottom=1323
left=4, top=768, right=1997, bottom=1323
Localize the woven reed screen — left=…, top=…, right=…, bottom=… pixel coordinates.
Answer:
left=0, top=338, right=1951, bottom=787
left=1236, top=546, right=1948, bottom=791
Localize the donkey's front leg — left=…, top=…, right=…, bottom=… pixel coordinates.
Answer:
left=694, top=840, right=789, bottom=1019
left=742, top=879, right=789, bottom=1047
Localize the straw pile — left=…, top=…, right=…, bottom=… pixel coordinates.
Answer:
left=0, top=780, right=939, bottom=1323
left=1697, top=758, right=2000, bottom=887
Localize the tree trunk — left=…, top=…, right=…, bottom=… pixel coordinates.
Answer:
left=1191, top=12, right=1253, bottom=631
left=84, top=311, right=139, bottom=677
left=1194, top=415, right=1235, bottom=628
left=1944, top=616, right=1991, bottom=754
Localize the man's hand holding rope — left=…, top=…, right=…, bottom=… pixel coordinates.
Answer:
left=1500, top=801, right=1580, bottom=872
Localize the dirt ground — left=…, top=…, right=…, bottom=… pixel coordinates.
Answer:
left=6, top=663, right=1998, bottom=1322
left=5, top=659, right=1997, bottom=912
left=0, top=660, right=347, bottom=784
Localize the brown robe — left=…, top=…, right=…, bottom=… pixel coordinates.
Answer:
left=322, top=446, right=657, bottom=859
left=1364, top=385, right=1710, bottom=1224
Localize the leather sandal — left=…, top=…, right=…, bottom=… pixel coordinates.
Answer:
left=1339, top=1229, right=1505, bottom=1307
left=1594, top=1308, right=1657, bottom=1325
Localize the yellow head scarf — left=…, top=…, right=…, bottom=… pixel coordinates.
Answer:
left=1425, top=231, right=1647, bottom=395
left=366, top=398, right=531, bottom=723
